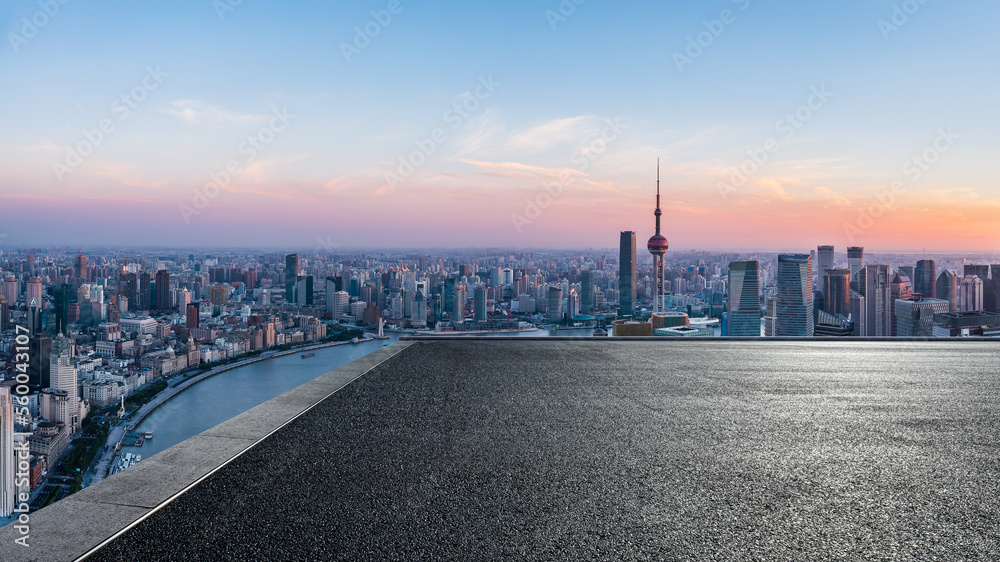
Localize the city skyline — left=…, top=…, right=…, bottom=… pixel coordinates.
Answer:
left=2, top=1, right=999, bottom=250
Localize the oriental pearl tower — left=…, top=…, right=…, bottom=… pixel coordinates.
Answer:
left=647, top=160, right=669, bottom=314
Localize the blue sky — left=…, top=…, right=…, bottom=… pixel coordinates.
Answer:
left=1, top=0, right=998, bottom=251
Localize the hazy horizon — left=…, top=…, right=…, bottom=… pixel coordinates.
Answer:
left=2, top=1, right=998, bottom=251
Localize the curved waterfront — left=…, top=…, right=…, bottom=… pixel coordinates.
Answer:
left=121, top=328, right=601, bottom=462
left=120, top=334, right=401, bottom=460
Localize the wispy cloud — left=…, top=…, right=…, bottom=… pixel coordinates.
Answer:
left=815, top=185, right=852, bottom=206
left=163, top=100, right=269, bottom=125
left=756, top=178, right=797, bottom=202
left=456, top=158, right=587, bottom=182
left=506, top=116, right=596, bottom=152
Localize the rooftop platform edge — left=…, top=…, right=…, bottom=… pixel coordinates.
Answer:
left=0, top=341, right=415, bottom=562
left=401, top=336, right=1000, bottom=342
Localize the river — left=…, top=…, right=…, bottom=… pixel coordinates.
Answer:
left=122, top=328, right=602, bottom=460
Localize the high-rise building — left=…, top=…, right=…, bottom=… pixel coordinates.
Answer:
left=54, top=284, right=71, bottom=334
left=850, top=290, right=866, bottom=337
left=817, top=245, right=835, bottom=290
left=74, top=252, right=88, bottom=279
left=209, top=284, right=227, bottom=306
left=985, top=274, right=997, bottom=315
left=410, top=291, right=427, bottom=327
left=898, top=266, right=914, bottom=289
left=963, top=266, right=989, bottom=313
left=26, top=278, right=42, bottom=307
left=0, top=387, right=14, bottom=517
left=285, top=253, right=300, bottom=303
left=444, top=277, right=457, bottom=316
left=124, top=273, right=139, bottom=311
left=847, top=247, right=864, bottom=290
left=453, top=285, right=467, bottom=322
left=960, top=275, right=984, bottom=312
left=861, top=264, right=891, bottom=337
left=776, top=254, right=813, bottom=337
left=0, top=294, right=8, bottom=332
left=936, top=270, right=959, bottom=312
left=763, top=295, right=778, bottom=337
left=548, top=286, right=564, bottom=323
left=155, top=270, right=171, bottom=312
left=296, top=275, right=314, bottom=307
left=27, top=300, right=42, bottom=336
left=889, top=272, right=912, bottom=336
left=727, top=260, right=760, bottom=336
left=895, top=296, right=950, bottom=337
left=580, top=270, right=594, bottom=314
left=325, top=277, right=339, bottom=313
left=647, top=163, right=670, bottom=314
left=619, top=232, right=636, bottom=317
left=27, top=335, right=51, bottom=391
left=992, top=265, right=1000, bottom=313
left=51, top=333, right=80, bottom=431
left=474, top=286, right=488, bottom=323
left=568, top=289, right=581, bottom=319
left=186, top=302, right=200, bottom=329
left=330, top=291, right=350, bottom=317
left=139, top=272, right=152, bottom=311
left=964, top=264, right=990, bottom=280
left=824, top=269, right=851, bottom=317
left=1, top=277, right=17, bottom=306
left=914, top=259, right=936, bottom=298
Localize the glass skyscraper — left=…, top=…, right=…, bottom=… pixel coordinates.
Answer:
left=618, top=232, right=636, bottom=317
left=776, top=254, right=813, bottom=337
left=285, top=253, right=299, bottom=303
left=824, top=268, right=851, bottom=317
left=727, top=260, right=761, bottom=336
left=914, top=259, right=936, bottom=298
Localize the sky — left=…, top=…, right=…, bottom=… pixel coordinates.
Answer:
left=1, top=0, right=998, bottom=252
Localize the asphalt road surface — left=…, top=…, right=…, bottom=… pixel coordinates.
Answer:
left=88, top=340, right=1000, bottom=561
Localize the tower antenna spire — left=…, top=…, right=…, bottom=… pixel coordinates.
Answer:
left=647, top=159, right=668, bottom=314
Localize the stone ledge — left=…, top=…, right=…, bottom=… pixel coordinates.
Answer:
left=0, top=341, right=414, bottom=562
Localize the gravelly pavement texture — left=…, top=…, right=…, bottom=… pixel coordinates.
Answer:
left=88, top=340, right=1000, bottom=561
